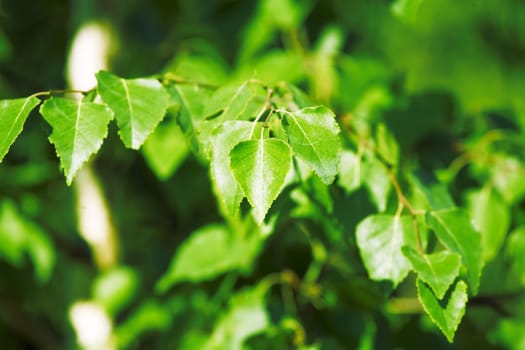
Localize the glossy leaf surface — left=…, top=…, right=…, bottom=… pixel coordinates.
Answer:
left=96, top=71, right=170, bottom=149
left=403, top=246, right=461, bottom=299
left=0, top=96, right=40, bottom=162
left=427, top=208, right=483, bottom=294
left=418, top=279, right=468, bottom=343
left=40, top=97, right=113, bottom=184
left=356, top=215, right=415, bottom=287
left=230, top=138, right=292, bottom=223
left=282, top=106, right=341, bottom=184
left=209, top=121, right=253, bottom=215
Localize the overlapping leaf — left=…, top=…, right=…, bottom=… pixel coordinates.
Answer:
left=209, top=121, right=253, bottom=215
left=142, top=116, right=190, bottom=180
left=375, top=123, right=399, bottom=166
left=282, top=106, right=341, bottom=184
left=337, top=149, right=361, bottom=193
left=403, top=246, right=461, bottom=299
left=204, top=285, right=269, bottom=350
left=96, top=71, right=170, bottom=149
left=427, top=208, right=483, bottom=294
left=0, top=96, right=40, bottom=162
left=203, top=81, right=266, bottom=122
left=417, top=279, right=468, bottom=343
left=467, top=186, right=509, bottom=262
left=40, top=97, right=113, bottom=184
left=361, top=154, right=392, bottom=212
left=230, top=138, right=292, bottom=223
left=356, top=214, right=415, bottom=287
left=170, top=84, right=212, bottom=156
left=156, top=223, right=264, bottom=293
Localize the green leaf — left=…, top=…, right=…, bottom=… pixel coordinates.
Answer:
left=209, top=121, right=253, bottom=216
left=375, top=123, right=399, bottom=166
left=235, top=50, right=305, bottom=85
left=230, top=138, right=292, bottom=223
left=356, top=215, right=415, bottom=287
left=411, top=171, right=455, bottom=210
left=337, top=149, right=361, bottom=194
left=417, top=279, right=468, bottom=343
left=96, top=71, right=170, bottom=149
left=203, top=81, right=266, bottom=122
left=0, top=200, right=55, bottom=282
left=170, top=84, right=212, bottom=156
left=391, top=0, right=423, bottom=24
left=156, top=223, right=264, bottom=292
left=489, top=319, right=525, bottom=350
left=427, top=208, right=483, bottom=294
left=491, top=155, right=525, bottom=205
left=467, top=186, right=509, bottom=263
left=402, top=246, right=461, bottom=299
left=282, top=106, right=341, bottom=184
left=506, top=226, right=525, bottom=285
left=92, top=266, right=139, bottom=316
left=205, top=285, right=269, bottom=350
left=361, top=154, right=391, bottom=212
left=164, top=53, right=227, bottom=86
left=142, top=116, right=190, bottom=180
left=39, top=97, right=113, bottom=185
left=116, top=300, right=172, bottom=349
left=0, top=96, right=40, bottom=162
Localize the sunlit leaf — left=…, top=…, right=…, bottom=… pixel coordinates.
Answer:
left=40, top=97, right=113, bottom=185
left=506, top=226, right=525, bottom=285
left=169, top=83, right=212, bottom=156
left=356, top=214, right=415, bottom=287
left=427, top=208, right=483, bottom=294
left=490, top=155, right=525, bottom=205
left=203, top=81, right=266, bottom=122
left=230, top=138, right=292, bottom=223
left=282, top=106, right=341, bottom=184
left=361, top=154, right=391, bottom=212
left=209, top=121, right=252, bottom=216
left=0, top=96, right=40, bottom=162
left=417, top=279, right=468, bottom=343
left=467, top=186, right=509, bottom=262
left=96, top=71, right=170, bottom=149
left=375, top=123, right=399, bottom=166
left=337, top=149, right=361, bottom=194
left=403, top=246, right=461, bottom=299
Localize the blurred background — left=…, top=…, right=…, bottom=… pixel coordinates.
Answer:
left=1, top=0, right=525, bottom=349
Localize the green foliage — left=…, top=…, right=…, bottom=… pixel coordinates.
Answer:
left=40, top=97, right=114, bottom=184
left=356, top=214, right=415, bottom=287
left=417, top=279, right=468, bottom=343
left=281, top=106, right=341, bottom=184
left=0, top=96, right=40, bottom=162
left=230, top=138, right=292, bottom=223
left=0, top=200, right=55, bottom=282
left=427, top=208, right=483, bottom=294
left=96, top=71, right=170, bottom=149
left=1, top=1, right=525, bottom=349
